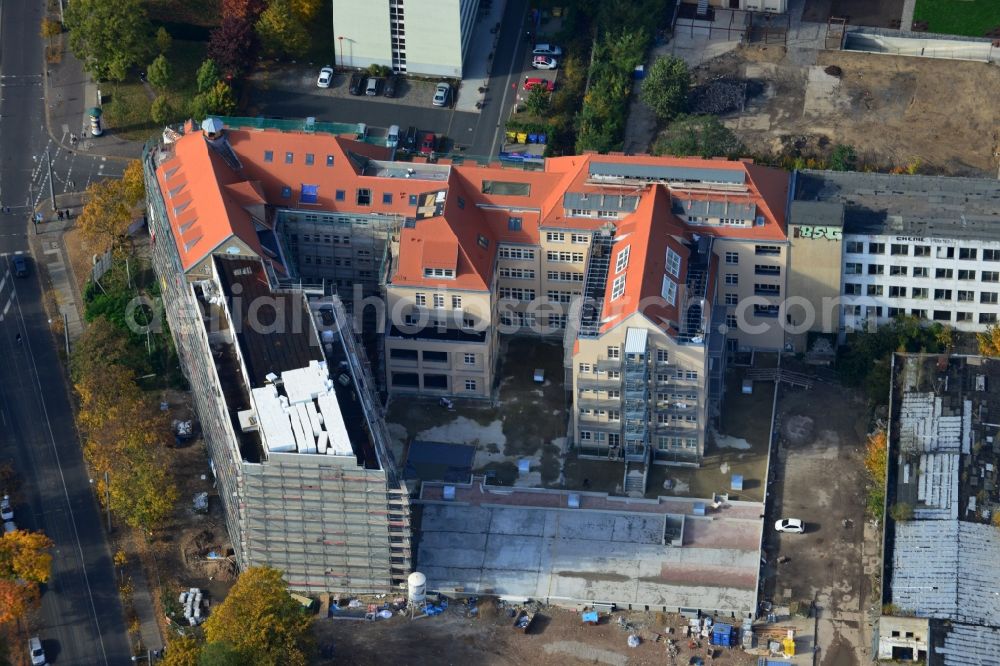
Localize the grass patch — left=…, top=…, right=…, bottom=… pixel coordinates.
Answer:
left=102, top=39, right=207, bottom=140
left=913, top=0, right=1000, bottom=36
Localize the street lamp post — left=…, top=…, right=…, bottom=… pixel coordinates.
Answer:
left=338, top=36, right=344, bottom=69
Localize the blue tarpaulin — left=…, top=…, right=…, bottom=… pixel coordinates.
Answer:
left=582, top=611, right=599, bottom=624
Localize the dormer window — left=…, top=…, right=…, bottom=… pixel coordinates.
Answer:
left=423, top=268, right=455, bottom=278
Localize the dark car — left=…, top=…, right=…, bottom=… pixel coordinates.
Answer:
left=11, top=255, right=28, bottom=278
left=418, top=131, right=436, bottom=155
left=383, top=74, right=398, bottom=98
left=348, top=72, right=367, bottom=96
left=403, top=126, right=418, bottom=152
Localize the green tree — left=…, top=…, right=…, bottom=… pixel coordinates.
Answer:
left=653, top=115, right=744, bottom=158
left=198, top=642, right=245, bottom=666
left=522, top=85, right=550, bottom=116
left=147, top=54, right=172, bottom=91
left=255, top=0, right=310, bottom=58
left=190, top=81, right=237, bottom=119
left=155, top=26, right=172, bottom=55
left=829, top=144, right=857, bottom=171
left=640, top=55, right=690, bottom=122
left=203, top=567, right=312, bottom=665
left=151, top=95, right=173, bottom=125
left=196, top=59, right=221, bottom=94
left=64, top=0, right=152, bottom=81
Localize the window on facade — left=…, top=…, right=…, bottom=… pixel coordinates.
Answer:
left=844, top=283, right=861, bottom=295
left=867, top=284, right=883, bottom=296
left=889, top=286, right=907, bottom=298
left=755, top=264, right=781, bottom=276
left=755, top=245, right=781, bottom=256
left=572, top=234, right=589, bottom=244
left=933, top=310, right=952, bottom=322
left=726, top=314, right=737, bottom=328
left=981, top=313, right=998, bottom=324
left=356, top=188, right=371, bottom=206
left=935, top=268, right=953, bottom=279
left=611, top=275, right=626, bottom=300
left=303, top=153, right=314, bottom=166
left=911, top=309, right=927, bottom=319
left=579, top=363, right=591, bottom=374
left=464, top=353, right=476, bottom=365
left=656, top=349, right=668, bottom=363
left=508, top=217, right=522, bottom=231
left=415, top=293, right=426, bottom=306
left=264, top=150, right=274, bottom=162
left=608, top=370, right=620, bottom=379
left=465, top=379, right=477, bottom=391
left=937, top=246, right=955, bottom=259
left=300, top=184, right=318, bottom=204
left=661, top=276, right=677, bottom=305
left=889, top=265, right=907, bottom=276
left=725, top=251, right=738, bottom=265
left=501, top=247, right=536, bottom=260
left=845, top=241, right=864, bottom=254
left=382, top=192, right=393, bottom=204
left=845, top=263, right=862, bottom=275
left=913, top=266, right=928, bottom=278
left=477, top=234, right=489, bottom=249
left=607, top=346, right=620, bottom=359
left=959, top=248, right=977, bottom=260
left=867, top=264, right=884, bottom=275
left=985, top=271, right=1000, bottom=283
left=326, top=155, right=335, bottom=166
left=890, top=244, right=908, bottom=256
left=615, top=246, right=630, bottom=273
left=547, top=232, right=565, bottom=243
left=957, top=290, right=974, bottom=302
left=755, top=283, right=780, bottom=296
left=754, top=304, right=780, bottom=318
left=985, top=249, right=1000, bottom=262
left=956, top=311, right=973, bottom=322
left=913, top=245, right=930, bottom=257
left=666, top=249, right=681, bottom=278
left=432, top=294, right=444, bottom=308
left=982, top=292, right=999, bottom=304
left=451, top=296, right=462, bottom=309
left=725, top=273, right=739, bottom=286
left=911, top=287, right=928, bottom=299
left=608, top=410, right=621, bottom=422
left=958, top=270, right=976, bottom=280
left=725, top=293, right=739, bottom=305
left=934, top=289, right=952, bottom=300
left=334, top=189, right=345, bottom=201
left=868, top=242, right=884, bottom=254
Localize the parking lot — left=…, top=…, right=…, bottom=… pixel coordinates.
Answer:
left=243, top=0, right=570, bottom=159
left=763, top=379, right=872, bottom=666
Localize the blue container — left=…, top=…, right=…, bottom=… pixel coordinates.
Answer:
left=711, top=623, right=734, bottom=647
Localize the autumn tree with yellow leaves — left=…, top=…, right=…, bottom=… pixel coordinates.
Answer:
left=0, top=529, right=53, bottom=624
left=864, top=428, right=888, bottom=519
left=977, top=324, right=1000, bottom=358
left=77, top=159, right=145, bottom=254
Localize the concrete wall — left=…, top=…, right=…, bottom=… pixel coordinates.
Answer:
left=786, top=221, right=843, bottom=352
left=333, top=2, right=393, bottom=69
left=845, top=29, right=997, bottom=63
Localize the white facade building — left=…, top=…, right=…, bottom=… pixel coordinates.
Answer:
left=332, top=0, right=479, bottom=77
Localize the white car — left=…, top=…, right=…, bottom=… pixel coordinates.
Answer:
left=774, top=518, right=805, bottom=534
left=29, top=636, right=46, bottom=666
left=317, top=66, right=334, bottom=88
left=532, top=55, right=558, bottom=70
left=0, top=494, right=12, bottom=521
left=432, top=82, right=451, bottom=107
left=4, top=519, right=15, bottom=534
left=532, top=43, right=563, bottom=57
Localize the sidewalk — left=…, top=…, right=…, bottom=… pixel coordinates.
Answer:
left=39, top=48, right=164, bottom=656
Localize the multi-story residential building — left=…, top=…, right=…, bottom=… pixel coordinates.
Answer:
left=787, top=171, right=1000, bottom=351
left=332, top=0, right=480, bottom=76
left=680, top=0, right=788, bottom=13
left=143, top=120, right=411, bottom=594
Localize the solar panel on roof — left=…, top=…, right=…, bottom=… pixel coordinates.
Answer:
left=589, top=162, right=745, bottom=184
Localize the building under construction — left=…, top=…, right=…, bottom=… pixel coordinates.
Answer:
left=142, top=121, right=410, bottom=593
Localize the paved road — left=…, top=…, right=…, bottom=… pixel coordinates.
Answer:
left=0, top=1, right=132, bottom=664
left=250, top=0, right=529, bottom=159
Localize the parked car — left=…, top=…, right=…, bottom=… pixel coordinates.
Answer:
left=531, top=55, right=557, bottom=70
left=28, top=637, right=46, bottom=666
left=3, top=520, right=15, bottom=534
left=386, top=124, right=400, bottom=149
left=523, top=77, right=555, bottom=92
left=532, top=43, right=563, bottom=57
left=403, top=126, right=418, bottom=152
left=348, top=72, right=367, bottom=96
left=432, top=82, right=451, bottom=107
left=0, top=494, right=11, bottom=522
left=316, top=66, right=334, bottom=88
left=418, top=131, right=436, bottom=155
left=12, top=255, right=27, bottom=278
left=383, top=74, right=398, bottom=98
left=365, top=77, right=383, bottom=96
left=774, top=518, right=805, bottom=534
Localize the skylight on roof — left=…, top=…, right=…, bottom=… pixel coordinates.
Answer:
left=615, top=246, right=630, bottom=274
left=300, top=184, right=318, bottom=204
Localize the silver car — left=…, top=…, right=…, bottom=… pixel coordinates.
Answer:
left=29, top=637, right=46, bottom=666
left=432, top=82, right=451, bottom=107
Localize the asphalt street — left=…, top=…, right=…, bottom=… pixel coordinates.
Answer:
left=0, top=1, right=132, bottom=663
left=250, top=0, right=530, bottom=159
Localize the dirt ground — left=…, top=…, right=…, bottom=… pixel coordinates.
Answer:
left=314, top=603, right=759, bottom=666
left=695, top=44, right=1000, bottom=175
left=762, top=379, right=872, bottom=666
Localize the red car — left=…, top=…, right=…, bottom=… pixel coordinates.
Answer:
left=523, top=77, right=555, bottom=92
left=419, top=132, right=436, bottom=155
